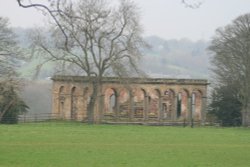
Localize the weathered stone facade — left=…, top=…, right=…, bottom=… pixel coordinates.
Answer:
left=51, top=76, right=208, bottom=124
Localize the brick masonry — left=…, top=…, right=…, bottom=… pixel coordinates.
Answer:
left=51, top=76, right=208, bottom=123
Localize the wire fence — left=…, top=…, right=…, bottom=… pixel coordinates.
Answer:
left=18, top=113, right=61, bottom=123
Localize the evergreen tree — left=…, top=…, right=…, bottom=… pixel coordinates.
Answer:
left=208, top=86, right=242, bottom=126
left=0, top=85, right=29, bottom=124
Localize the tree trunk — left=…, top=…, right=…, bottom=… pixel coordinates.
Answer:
left=87, top=82, right=97, bottom=124
left=242, top=108, right=249, bottom=127
left=87, top=80, right=101, bottom=124
left=0, top=100, right=14, bottom=122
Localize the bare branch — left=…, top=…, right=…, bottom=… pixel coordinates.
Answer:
left=17, top=0, right=70, bottom=50
left=181, top=0, right=203, bottom=9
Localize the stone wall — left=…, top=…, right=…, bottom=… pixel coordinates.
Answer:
left=51, top=76, right=208, bottom=123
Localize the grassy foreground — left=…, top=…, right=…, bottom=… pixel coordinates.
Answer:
left=0, top=123, right=250, bottom=167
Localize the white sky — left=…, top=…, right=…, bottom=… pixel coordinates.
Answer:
left=0, top=0, right=250, bottom=41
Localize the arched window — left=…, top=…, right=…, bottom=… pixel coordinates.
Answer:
left=162, top=103, right=167, bottom=118
left=133, top=88, right=146, bottom=117
left=177, top=90, right=189, bottom=119
left=177, top=92, right=182, bottom=118
left=149, top=89, right=160, bottom=117
left=163, top=89, right=175, bottom=119
left=59, top=86, right=64, bottom=94
left=104, top=88, right=117, bottom=114
left=110, top=94, right=116, bottom=113
left=118, top=89, right=129, bottom=116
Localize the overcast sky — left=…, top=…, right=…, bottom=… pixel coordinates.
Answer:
left=0, top=0, right=250, bottom=41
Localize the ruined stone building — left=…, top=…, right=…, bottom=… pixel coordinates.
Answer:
left=52, top=76, right=208, bottom=123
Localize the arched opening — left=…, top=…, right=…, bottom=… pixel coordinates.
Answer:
left=177, top=89, right=189, bottom=119
left=162, top=89, right=175, bottom=119
left=133, top=88, right=146, bottom=118
left=162, top=103, right=167, bottom=118
left=110, top=94, right=116, bottom=113
left=71, top=87, right=78, bottom=120
left=104, top=88, right=117, bottom=115
left=192, top=90, right=202, bottom=120
left=149, top=89, right=160, bottom=118
left=118, top=88, right=129, bottom=117
left=59, top=86, right=64, bottom=93
left=177, top=92, right=182, bottom=118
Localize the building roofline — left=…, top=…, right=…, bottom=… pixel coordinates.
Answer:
left=51, top=75, right=209, bottom=85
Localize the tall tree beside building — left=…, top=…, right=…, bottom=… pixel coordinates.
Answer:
left=209, top=13, right=250, bottom=126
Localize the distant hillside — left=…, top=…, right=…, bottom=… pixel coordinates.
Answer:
left=13, top=28, right=210, bottom=79
left=142, top=36, right=210, bottom=79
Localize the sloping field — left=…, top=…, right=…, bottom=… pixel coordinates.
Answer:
left=0, top=122, right=250, bottom=167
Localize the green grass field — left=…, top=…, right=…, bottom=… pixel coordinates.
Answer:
left=0, top=123, right=250, bottom=167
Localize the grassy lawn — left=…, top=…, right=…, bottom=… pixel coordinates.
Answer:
left=0, top=123, right=250, bottom=167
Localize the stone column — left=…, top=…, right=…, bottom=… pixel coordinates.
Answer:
left=64, top=94, right=71, bottom=120
left=144, top=96, right=149, bottom=121
left=158, top=96, right=163, bottom=121
left=175, top=95, right=179, bottom=120
left=98, top=94, right=104, bottom=122
left=171, top=96, right=177, bottom=121
left=115, top=95, right=120, bottom=121
left=58, top=95, right=65, bottom=119
left=201, top=96, right=207, bottom=125
left=130, top=96, right=135, bottom=121
left=93, top=93, right=104, bottom=124
left=188, top=96, right=192, bottom=125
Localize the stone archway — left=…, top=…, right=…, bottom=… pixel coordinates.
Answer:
left=149, top=89, right=161, bottom=118
left=104, top=88, right=117, bottom=115
left=162, top=89, right=175, bottom=120
left=118, top=88, right=130, bottom=117
left=177, top=89, right=189, bottom=120
left=133, top=88, right=147, bottom=118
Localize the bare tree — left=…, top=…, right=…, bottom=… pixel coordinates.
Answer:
left=209, top=13, right=250, bottom=126
left=0, top=17, right=28, bottom=122
left=0, top=17, right=19, bottom=85
left=18, top=0, right=147, bottom=123
left=16, top=0, right=201, bottom=124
